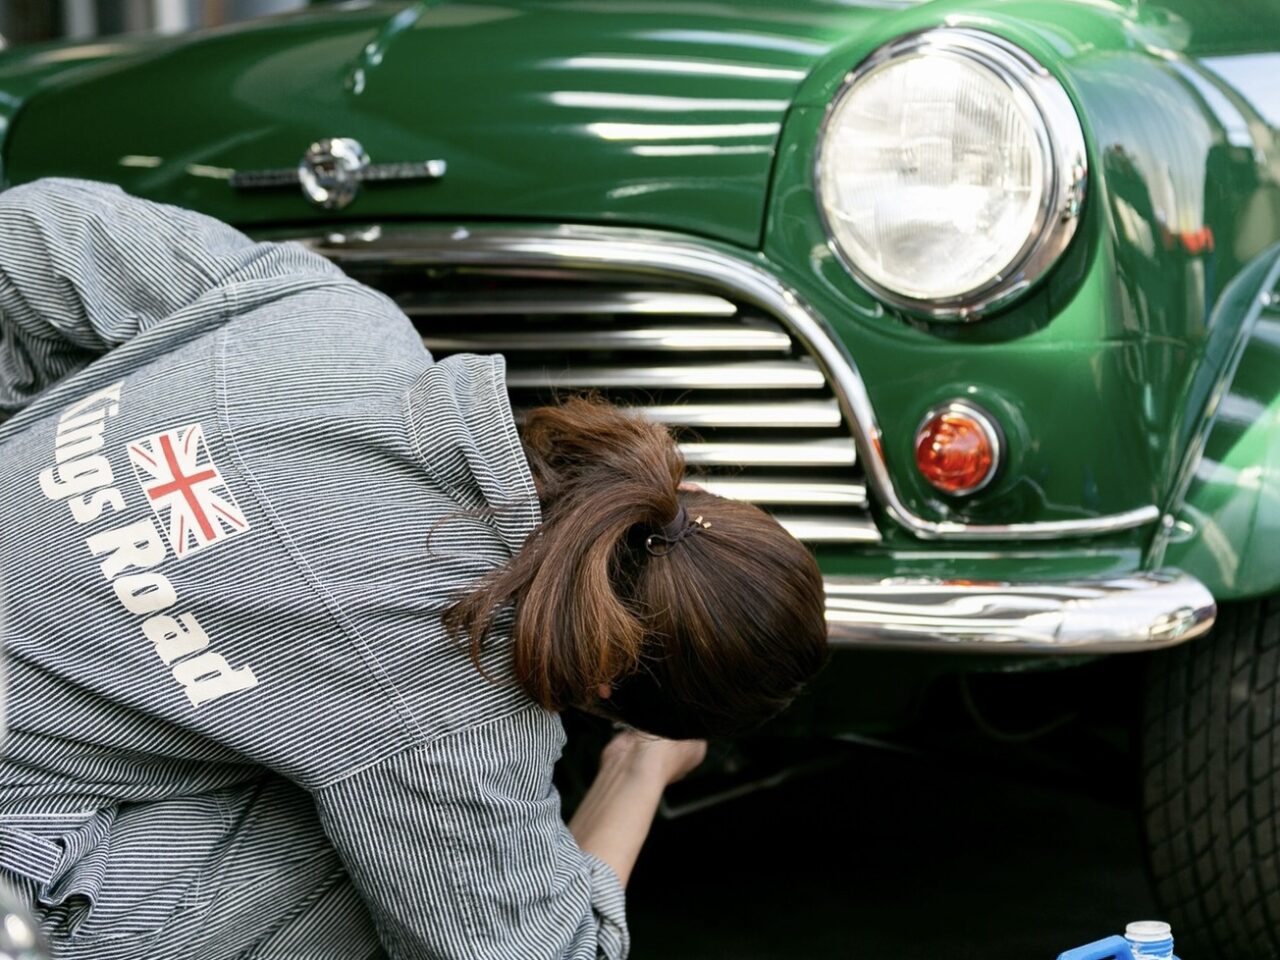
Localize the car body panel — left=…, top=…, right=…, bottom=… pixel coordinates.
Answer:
left=0, top=0, right=1276, bottom=600
left=0, top=34, right=155, bottom=151
left=766, top=0, right=1280, bottom=555
left=2, top=0, right=909, bottom=248
left=1152, top=242, right=1280, bottom=599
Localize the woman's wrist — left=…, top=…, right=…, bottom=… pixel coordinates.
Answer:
left=570, top=742, right=666, bottom=886
left=597, top=739, right=661, bottom=789
left=599, top=730, right=708, bottom=786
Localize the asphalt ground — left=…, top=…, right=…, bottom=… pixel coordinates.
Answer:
left=624, top=737, right=1159, bottom=960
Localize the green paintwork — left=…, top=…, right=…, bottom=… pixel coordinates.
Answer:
left=0, top=0, right=900, bottom=249
left=765, top=0, right=1280, bottom=586
left=0, top=34, right=156, bottom=155
left=1152, top=243, right=1280, bottom=599
left=0, top=0, right=1276, bottom=596
left=1143, top=0, right=1280, bottom=55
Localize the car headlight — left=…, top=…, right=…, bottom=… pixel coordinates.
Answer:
left=816, top=29, right=1087, bottom=320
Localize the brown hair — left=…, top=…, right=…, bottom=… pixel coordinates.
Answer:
left=444, top=396, right=828, bottom=740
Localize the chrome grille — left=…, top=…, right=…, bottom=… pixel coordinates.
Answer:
left=339, top=264, right=880, bottom=544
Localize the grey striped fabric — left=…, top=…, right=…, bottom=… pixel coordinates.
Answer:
left=0, top=179, right=628, bottom=959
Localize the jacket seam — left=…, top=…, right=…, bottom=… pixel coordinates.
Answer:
left=488, top=355, right=541, bottom=516
left=311, top=701, right=543, bottom=792
left=402, top=385, right=470, bottom=509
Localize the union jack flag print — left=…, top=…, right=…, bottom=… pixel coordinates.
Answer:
left=127, top=423, right=250, bottom=558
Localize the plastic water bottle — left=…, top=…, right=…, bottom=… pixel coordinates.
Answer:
left=1055, top=920, right=1178, bottom=960
left=1125, top=921, right=1175, bottom=960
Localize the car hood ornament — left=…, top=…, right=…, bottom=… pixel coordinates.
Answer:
left=229, top=137, right=446, bottom=210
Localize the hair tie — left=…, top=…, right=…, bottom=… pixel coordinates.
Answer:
left=645, top=505, right=711, bottom=556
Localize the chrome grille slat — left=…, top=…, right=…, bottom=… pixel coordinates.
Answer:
left=777, top=516, right=882, bottom=543
left=514, top=400, right=842, bottom=428
left=422, top=325, right=792, bottom=353
left=628, top=401, right=843, bottom=428
left=680, top=439, right=856, bottom=468
left=691, top=478, right=868, bottom=507
left=405, top=290, right=737, bottom=317
left=504, top=359, right=826, bottom=390
left=337, top=263, right=881, bottom=545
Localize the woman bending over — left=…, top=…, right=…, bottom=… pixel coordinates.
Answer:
left=0, top=178, right=827, bottom=959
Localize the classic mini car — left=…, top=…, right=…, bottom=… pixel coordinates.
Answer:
left=0, top=0, right=1276, bottom=954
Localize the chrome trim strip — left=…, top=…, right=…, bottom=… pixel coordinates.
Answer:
left=781, top=517, right=882, bottom=543
left=422, top=325, right=792, bottom=353
left=693, top=478, right=868, bottom=507
left=231, top=160, right=448, bottom=189
left=303, top=225, right=1160, bottom=541
left=679, top=438, right=856, bottom=467
left=405, top=290, right=737, bottom=317
left=1146, top=246, right=1280, bottom=567
left=230, top=135, right=446, bottom=212
left=512, top=400, right=844, bottom=428
left=504, top=358, right=825, bottom=390
left=360, top=159, right=449, bottom=183
left=814, top=28, right=1088, bottom=321
left=631, top=400, right=843, bottom=428
left=824, top=571, right=1216, bottom=651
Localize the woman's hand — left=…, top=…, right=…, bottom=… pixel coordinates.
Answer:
left=600, top=729, right=707, bottom=786
left=569, top=730, right=708, bottom=886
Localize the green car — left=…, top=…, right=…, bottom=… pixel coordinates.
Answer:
left=1, top=0, right=1277, bottom=954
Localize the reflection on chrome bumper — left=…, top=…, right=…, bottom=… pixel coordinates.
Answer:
left=825, top=571, right=1216, bottom=652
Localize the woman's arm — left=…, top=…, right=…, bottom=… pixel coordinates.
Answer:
left=314, top=708, right=641, bottom=960
left=569, top=730, right=707, bottom=887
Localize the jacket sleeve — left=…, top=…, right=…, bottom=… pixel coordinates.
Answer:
left=312, top=707, right=630, bottom=960
left=0, top=177, right=341, bottom=415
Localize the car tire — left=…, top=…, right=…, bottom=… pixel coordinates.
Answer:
left=1143, top=597, right=1280, bottom=960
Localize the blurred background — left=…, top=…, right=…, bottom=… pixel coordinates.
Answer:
left=0, top=0, right=305, bottom=47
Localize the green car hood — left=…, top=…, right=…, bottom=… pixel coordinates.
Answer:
left=0, top=0, right=919, bottom=247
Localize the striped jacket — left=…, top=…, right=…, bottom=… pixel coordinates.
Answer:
left=0, top=179, right=627, bottom=959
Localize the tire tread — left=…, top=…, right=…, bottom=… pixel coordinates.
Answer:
left=1145, top=598, right=1280, bottom=960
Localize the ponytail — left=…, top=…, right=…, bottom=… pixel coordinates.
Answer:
left=444, top=396, right=828, bottom=737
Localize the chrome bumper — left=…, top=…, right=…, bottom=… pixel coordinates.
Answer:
left=825, top=571, right=1216, bottom=652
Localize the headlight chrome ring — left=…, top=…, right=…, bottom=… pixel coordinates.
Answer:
left=815, top=28, right=1088, bottom=321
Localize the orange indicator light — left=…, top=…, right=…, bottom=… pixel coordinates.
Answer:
left=914, top=402, right=1001, bottom=496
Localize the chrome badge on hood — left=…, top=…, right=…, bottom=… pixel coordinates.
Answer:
left=229, top=137, right=446, bottom=210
